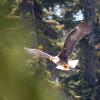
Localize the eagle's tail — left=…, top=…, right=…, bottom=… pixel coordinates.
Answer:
left=68, top=59, right=79, bottom=69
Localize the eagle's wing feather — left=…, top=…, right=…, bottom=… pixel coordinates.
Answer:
left=24, top=47, right=53, bottom=59
left=58, top=22, right=92, bottom=62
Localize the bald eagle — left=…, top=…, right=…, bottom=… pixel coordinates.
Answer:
left=25, top=22, right=92, bottom=71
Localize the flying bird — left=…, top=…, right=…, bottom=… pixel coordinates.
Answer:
left=25, top=21, right=92, bottom=71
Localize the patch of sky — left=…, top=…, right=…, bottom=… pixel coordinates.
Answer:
left=54, top=5, right=84, bottom=21
left=73, top=10, right=84, bottom=21
left=54, top=5, right=65, bottom=18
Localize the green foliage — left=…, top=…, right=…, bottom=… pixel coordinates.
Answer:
left=0, top=1, right=62, bottom=100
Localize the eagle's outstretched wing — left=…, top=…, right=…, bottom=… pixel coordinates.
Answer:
left=24, top=47, right=53, bottom=59
left=58, top=22, right=92, bottom=62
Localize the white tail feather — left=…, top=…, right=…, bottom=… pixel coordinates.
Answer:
left=56, top=65, right=70, bottom=71
left=68, top=60, right=79, bottom=69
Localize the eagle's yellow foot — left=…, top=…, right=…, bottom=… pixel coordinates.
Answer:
left=64, top=64, right=70, bottom=70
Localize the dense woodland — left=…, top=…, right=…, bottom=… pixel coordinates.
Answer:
left=0, top=0, right=100, bottom=100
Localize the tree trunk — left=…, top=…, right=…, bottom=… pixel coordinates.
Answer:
left=79, top=0, right=97, bottom=99
left=80, top=0, right=97, bottom=85
left=79, top=39, right=96, bottom=85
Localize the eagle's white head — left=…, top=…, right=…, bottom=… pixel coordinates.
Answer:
left=52, top=56, right=60, bottom=63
